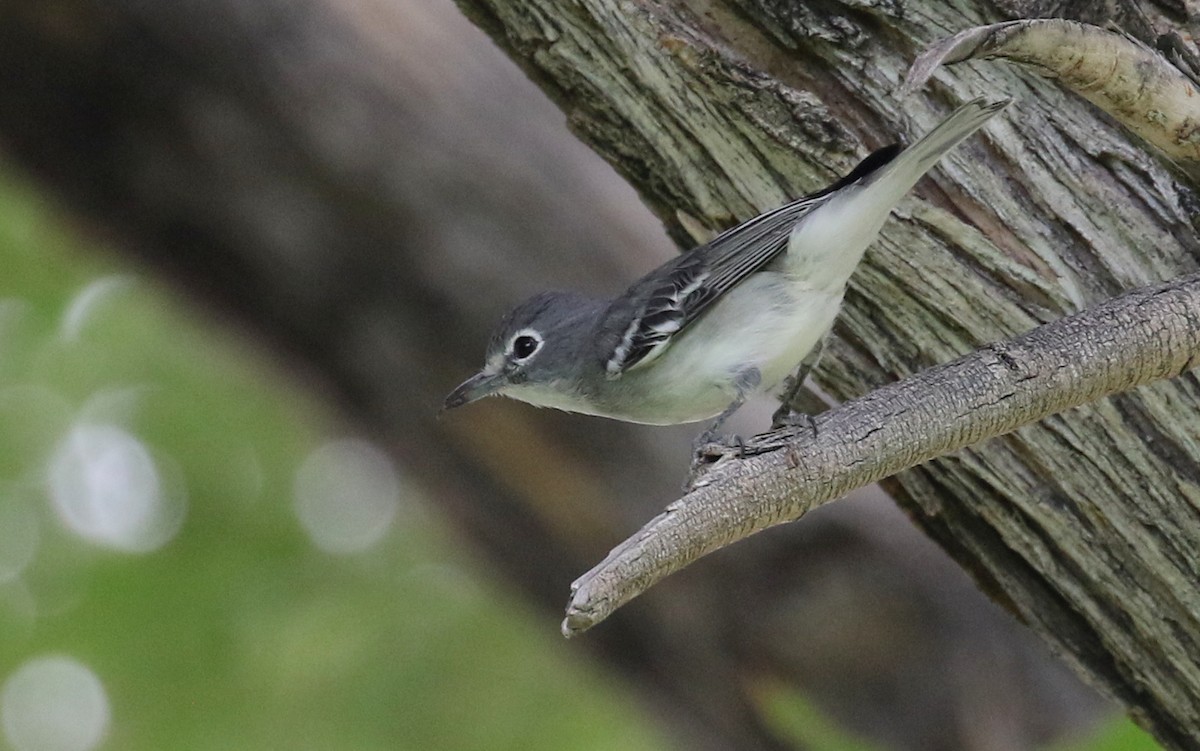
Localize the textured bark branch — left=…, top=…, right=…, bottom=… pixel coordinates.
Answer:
left=903, top=19, right=1200, bottom=162
left=566, top=273, right=1200, bottom=634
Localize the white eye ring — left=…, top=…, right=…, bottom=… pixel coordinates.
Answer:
left=509, top=329, right=543, bottom=361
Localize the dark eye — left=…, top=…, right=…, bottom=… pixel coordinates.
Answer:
left=512, top=335, right=540, bottom=360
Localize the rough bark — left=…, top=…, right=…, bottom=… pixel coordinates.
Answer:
left=453, top=0, right=1200, bottom=747
left=0, top=0, right=1143, bottom=749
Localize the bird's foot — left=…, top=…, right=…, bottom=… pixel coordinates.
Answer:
left=686, top=431, right=747, bottom=489
left=692, top=430, right=747, bottom=459
left=770, top=407, right=819, bottom=439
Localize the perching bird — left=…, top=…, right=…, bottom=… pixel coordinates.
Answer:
left=445, top=98, right=1009, bottom=442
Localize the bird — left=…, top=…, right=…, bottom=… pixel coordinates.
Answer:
left=444, top=97, right=1009, bottom=447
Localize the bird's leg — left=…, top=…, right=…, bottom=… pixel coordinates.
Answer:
left=692, top=396, right=747, bottom=453
left=771, top=336, right=826, bottom=437
left=691, top=368, right=760, bottom=460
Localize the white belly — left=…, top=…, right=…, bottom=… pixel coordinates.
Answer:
left=605, top=274, right=844, bottom=424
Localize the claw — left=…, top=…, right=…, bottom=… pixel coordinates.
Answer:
left=772, top=410, right=819, bottom=440
left=685, top=432, right=748, bottom=489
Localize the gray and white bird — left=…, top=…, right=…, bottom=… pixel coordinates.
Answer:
left=445, top=97, right=1009, bottom=437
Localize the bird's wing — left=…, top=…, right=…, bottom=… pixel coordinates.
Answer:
left=597, top=144, right=902, bottom=377
left=596, top=194, right=825, bottom=377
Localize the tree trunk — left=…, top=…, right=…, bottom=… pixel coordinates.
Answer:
left=454, top=0, right=1200, bottom=747
left=0, top=0, right=1147, bottom=748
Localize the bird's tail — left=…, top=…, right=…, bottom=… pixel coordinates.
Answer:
left=866, top=96, right=1010, bottom=205
left=787, top=97, right=1009, bottom=288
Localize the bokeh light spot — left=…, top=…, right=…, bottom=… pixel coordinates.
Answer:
left=294, top=439, right=400, bottom=554
left=60, top=276, right=132, bottom=342
left=1, top=655, right=110, bottom=751
left=47, top=423, right=186, bottom=553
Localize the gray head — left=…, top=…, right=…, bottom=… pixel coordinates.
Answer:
left=444, top=291, right=605, bottom=411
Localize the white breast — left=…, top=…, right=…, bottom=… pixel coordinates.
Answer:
left=603, top=274, right=844, bottom=424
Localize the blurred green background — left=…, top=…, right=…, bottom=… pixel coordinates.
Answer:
left=0, top=173, right=667, bottom=750
left=0, top=169, right=1161, bottom=751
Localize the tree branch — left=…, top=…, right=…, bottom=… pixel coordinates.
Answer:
left=902, top=19, right=1200, bottom=164
left=565, top=272, right=1200, bottom=635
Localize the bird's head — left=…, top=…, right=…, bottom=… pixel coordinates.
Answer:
left=444, top=291, right=602, bottom=411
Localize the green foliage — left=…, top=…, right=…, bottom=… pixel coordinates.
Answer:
left=0, top=173, right=664, bottom=750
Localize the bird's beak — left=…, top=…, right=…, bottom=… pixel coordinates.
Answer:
left=443, top=371, right=504, bottom=411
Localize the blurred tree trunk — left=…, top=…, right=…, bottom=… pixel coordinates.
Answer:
left=0, top=0, right=1148, bottom=748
